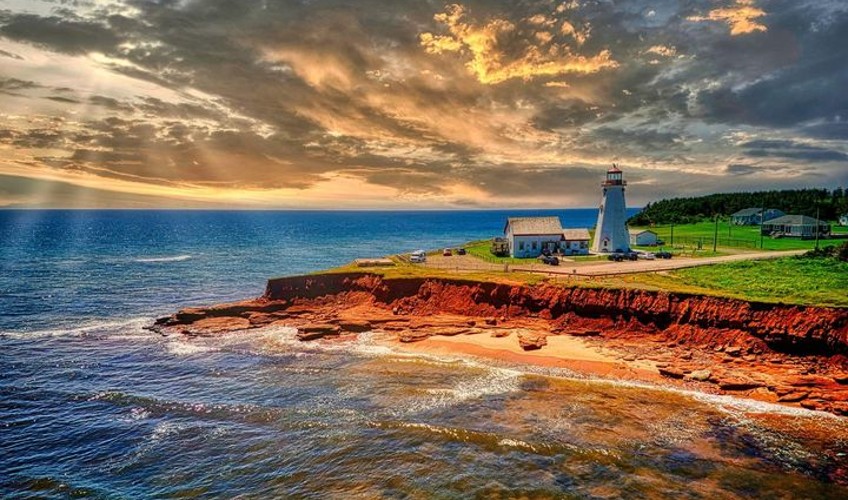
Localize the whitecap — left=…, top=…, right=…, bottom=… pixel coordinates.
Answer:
left=0, top=317, right=153, bottom=339
left=134, top=254, right=192, bottom=263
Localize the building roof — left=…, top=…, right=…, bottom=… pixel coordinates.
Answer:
left=562, top=228, right=590, bottom=241
left=764, top=215, right=827, bottom=226
left=731, top=208, right=764, bottom=217
left=505, top=216, right=562, bottom=236
left=608, top=164, right=622, bottom=173
left=631, top=229, right=657, bottom=236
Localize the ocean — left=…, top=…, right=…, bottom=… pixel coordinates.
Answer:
left=1, top=209, right=846, bottom=498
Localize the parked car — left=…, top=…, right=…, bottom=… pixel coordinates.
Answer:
left=636, top=251, right=656, bottom=260
left=625, top=251, right=639, bottom=261
left=608, top=251, right=625, bottom=262
left=443, top=248, right=453, bottom=257
left=409, top=250, right=427, bottom=263
left=457, top=248, right=467, bottom=255
left=538, top=254, right=560, bottom=266
left=656, top=239, right=665, bottom=246
left=654, top=251, right=673, bottom=259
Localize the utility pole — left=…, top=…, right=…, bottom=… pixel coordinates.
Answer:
left=759, top=202, right=766, bottom=250
left=670, top=223, right=674, bottom=247
left=713, top=214, right=719, bottom=253
left=815, top=205, right=821, bottom=251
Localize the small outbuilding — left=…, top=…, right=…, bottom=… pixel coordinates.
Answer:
left=840, top=214, right=848, bottom=226
left=761, top=215, right=831, bottom=239
left=630, top=229, right=658, bottom=247
left=731, top=208, right=785, bottom=226
left=561, top=229, right=591, bottom=256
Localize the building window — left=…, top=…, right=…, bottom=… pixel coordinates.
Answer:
left=531, top=241, right=537, bottom=250
left=519, top=241, right=524, bottom=251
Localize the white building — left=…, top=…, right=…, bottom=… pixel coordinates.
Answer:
left=592, top=165, right=631, bottom=253
left=503, top=218, right=591, bottom=258
left=504, top=217, right=563, bottom=258
left=630, top=229, right=658, bottom=247
left=562, top=229, right=591, bottom=256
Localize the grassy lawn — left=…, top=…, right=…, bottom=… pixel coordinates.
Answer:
left=618, top=257, right=848, bottom=307
left=630, top=220, right=848, bottom=252
left=464, top=239, right=537, bottom=264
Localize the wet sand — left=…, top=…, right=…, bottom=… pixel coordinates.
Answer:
left=385, top=333, right=667, bottom=384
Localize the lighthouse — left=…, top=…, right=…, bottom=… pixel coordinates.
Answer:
left=591, top=164, right=631, bottom=253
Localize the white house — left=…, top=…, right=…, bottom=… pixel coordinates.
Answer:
left=504, top=216, right=564, bottom=258
left=630, top=229, right=658, bottom=247
left=761, top=215, right=831, bottom=239
left=592, top=165, right=631, bottom=253
left=562, top=229, right=591, bottom=256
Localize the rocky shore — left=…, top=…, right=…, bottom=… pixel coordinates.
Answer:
left=151, top=272, right=848, bottom=416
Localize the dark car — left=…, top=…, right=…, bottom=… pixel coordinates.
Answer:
left=457, top=248, right=467, bottom=255
left=538, top=254, right=559, bottom=266
left=608, top=252, right=625, bottom=262
left=654, top=251, right=673, bottom=259
left=626, top=251, right=639, bottom=261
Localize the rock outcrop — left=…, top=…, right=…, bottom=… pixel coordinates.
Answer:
left=151, top=272, right=848, bottom=416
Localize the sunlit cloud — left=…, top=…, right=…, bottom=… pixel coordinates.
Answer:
left=419, top=4, right=617, bottom=85
left=688, top=0, right=768, bottom=36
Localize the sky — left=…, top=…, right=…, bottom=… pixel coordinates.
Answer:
left=0, top=0, right=846, bottom=209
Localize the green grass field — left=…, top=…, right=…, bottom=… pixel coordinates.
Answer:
left=629, top=220, right=848, bottom=251
left=622, top=257, right=848, bottom=307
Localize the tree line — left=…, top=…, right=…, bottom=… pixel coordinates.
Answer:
left=629, top=188, right=848, bottom=225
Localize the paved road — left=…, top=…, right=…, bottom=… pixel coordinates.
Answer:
left=512, top=249, right=807, bottom=276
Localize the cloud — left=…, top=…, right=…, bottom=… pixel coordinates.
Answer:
left=688, top=0, right=768, bottom=36
left=0, top=0, right=844, bottom=208
left=419, top=4, right=618, bottom=85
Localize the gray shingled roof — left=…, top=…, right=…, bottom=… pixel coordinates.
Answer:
left=731, top=208, right=764, bottom=217
left=562, top=228, right=590, bottom=241
left=505, top=216, right=562, bottom=235
left=764, top=215, right=826, bottom=226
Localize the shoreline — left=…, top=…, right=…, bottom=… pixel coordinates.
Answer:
left=152, top=271, right=848, bottom=417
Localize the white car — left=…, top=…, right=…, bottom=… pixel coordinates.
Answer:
left=409, top=250, right=427, bottom=263
left=636, top=251, right=656, bottom=260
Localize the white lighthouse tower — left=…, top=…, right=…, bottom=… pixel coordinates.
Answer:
left=592, top=164, right=630, bottom=253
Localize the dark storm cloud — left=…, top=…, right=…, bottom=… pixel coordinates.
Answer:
left=740, top=139, right=848, bottom=162
left=0, top=13, right=122, bottom=54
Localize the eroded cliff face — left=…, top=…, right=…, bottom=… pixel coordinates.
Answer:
left=153, top=272, right=848, bottom=416
left=263, top=273, right=848, bottom=355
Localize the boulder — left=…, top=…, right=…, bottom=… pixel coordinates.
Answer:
left=338, top=320, right=372, bottom=333
left=566, top=329, right=601, bottom=337
left=183, top=316, right=251, bottom=335
left=658, top=367, right=686, bottom=379
left=719, top=378, right=765, bottom=391
left=398, top=330, right=431, bottom=343
left=778, top=391, right=809, bottom=403
left=688, top=369, right=712, bottom=382
left=725, top=346, right=742, bottom=357
left=518, top=331, right=547, bottom=351
left=296, top=324, right=341, bottom=341
left=490, top=330, right=511, bottom=338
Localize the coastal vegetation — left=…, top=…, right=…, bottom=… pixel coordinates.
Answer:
left=629, top=188, right=848, bottom=225
left=621, top=256, right=848, bottom=307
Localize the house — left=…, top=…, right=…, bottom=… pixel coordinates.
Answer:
left=761, top=215, right=831, bottom=239
left=561, top=229, right=591, bottom=256
left=503, top=217, right=591, bottom=258
left=731, top=208, right=785, bottom=226
left=504, top=216, right=563, bottom=258
left=840, top=214, right=848, bottom=227
left=630, top=229, right=659, bottom=246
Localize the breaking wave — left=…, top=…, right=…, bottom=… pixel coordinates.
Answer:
left=134, top=255, right=193, bottom=263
